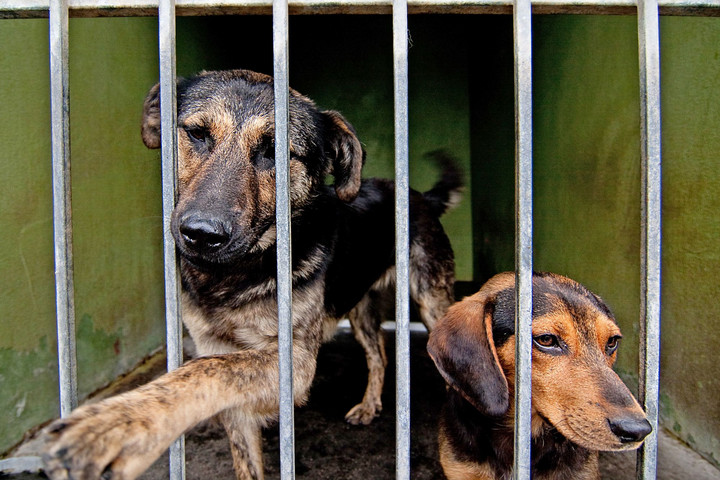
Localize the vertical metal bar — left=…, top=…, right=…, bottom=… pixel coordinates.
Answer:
left=49, top=0, right=77, bottom=418
left=273, top=0, right=295, bottom=478
left=158, top=0, right=185, bottom=479
left=513, top=0, right=533, bottom=477
left=393, top=1, right=410, bottom=479
left=637, top=0, right=662, bottom=478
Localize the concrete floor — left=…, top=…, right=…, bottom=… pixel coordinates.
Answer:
left=4, top=330, right=720, bottom=479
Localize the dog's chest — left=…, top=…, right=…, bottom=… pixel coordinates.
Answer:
left=181, top=284, right=327, bottom=357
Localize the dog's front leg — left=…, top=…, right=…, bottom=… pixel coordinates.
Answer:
left=218, top=408, right=265, bottom=480
left=43, top=348, right=317, bottom=480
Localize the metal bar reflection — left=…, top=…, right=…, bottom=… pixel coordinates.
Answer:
left=636, top=0, right=662, bottom=477
left=158, top=0, right=185, bottom=478
left=512, top=0, right=533, bottom=476
left=393, top=0, right=410, bottom=478
left=50, top=0, right=78, bottom=418
left=273, top=0, right=295, bottom=478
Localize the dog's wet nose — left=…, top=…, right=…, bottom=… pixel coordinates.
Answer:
left=179, top=215, right=232, bottom=252
left=608, top=416, right=652, bottom=444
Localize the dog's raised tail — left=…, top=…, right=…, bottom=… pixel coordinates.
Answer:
left=422, top=150, right=464, bottom=217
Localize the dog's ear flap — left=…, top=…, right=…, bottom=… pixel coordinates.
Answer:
left=427, top=291, right=510, bottom=417
left=322, top=110, right=364, bottom=202
left=141, top=79, right=187, bottom=149
left=141, top=83, right=162, bottom=149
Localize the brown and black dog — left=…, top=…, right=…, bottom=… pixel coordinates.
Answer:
left=427, top=271, right=651, bottom=480
left=42, top=69, right=462, bottom=480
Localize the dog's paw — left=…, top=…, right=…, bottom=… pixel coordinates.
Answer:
left=344, top=401, right=382, bottom=426
left=42, top=398, right=166, bottom=480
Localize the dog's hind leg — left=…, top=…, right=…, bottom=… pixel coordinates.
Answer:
left=412, top=281, right=454, bottom=334
left=218, top=408, right=265, bottom=480
left=345, top=291, right=387, bottom=425
left=410, top=236, right=455, bottom=333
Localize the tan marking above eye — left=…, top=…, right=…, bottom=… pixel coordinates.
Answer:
left=531, top=313, right=573, bottom=340
left=594, top=314, right=622, bottom=351
left=181, top=105, right=236, bottom=141
left=239, top=115, right=273, bottom=146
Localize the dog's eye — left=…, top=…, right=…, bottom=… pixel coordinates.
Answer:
left=606, top=335, right=622, bottom=355
left=185, top=126, right=209, bottom=144
left=533, top=334, right=562, bottom=353
left=534, top=334, right=557, bottom=347
left=253, top=143, right=275, bottom=171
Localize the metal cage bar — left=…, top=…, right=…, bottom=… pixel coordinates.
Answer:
left=393, top=0, right=411, bottom=478
left=637, top=0, right=663, bottom=477
left=272, top=0, right=296, bottom=478
left=158, top=0, right=186, bottom=478
left=512, top=0, right=533, bottom=477
left=49, top=0, right=78, bottom=420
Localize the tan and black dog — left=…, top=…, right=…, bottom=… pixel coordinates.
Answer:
left=427, top=271, right=651, bottom=480
left=42, top=69, right=462, bottom=480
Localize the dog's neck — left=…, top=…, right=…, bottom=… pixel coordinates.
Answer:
left=441, top=389, right=598, bottom=480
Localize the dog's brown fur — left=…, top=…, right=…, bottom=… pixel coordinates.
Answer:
left=42, top=69, right=462, bottom=480
left=427, top=272, right=651, bottom=480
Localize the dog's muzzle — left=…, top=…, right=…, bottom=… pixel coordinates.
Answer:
left=177, top=213, right=233, bottom=255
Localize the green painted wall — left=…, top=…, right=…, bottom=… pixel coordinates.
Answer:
left=0, top=18, right=165, bottom=454
left=535, top=15, right=720, bottom=466
left=473, top=15, right=720, bottom=466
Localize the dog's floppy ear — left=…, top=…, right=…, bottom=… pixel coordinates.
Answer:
left=141, top=83, right=162, bottom=149
left=427, top=281, right=510, bottom=417
left=322, top=110, right=364, bottom=202
left=141, top=79, right=188, bottom=149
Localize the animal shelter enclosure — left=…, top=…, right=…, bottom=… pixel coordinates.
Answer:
left=1, top=2, right=720, bottom=480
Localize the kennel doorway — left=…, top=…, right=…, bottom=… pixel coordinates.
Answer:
left=1, top=0, right=717, bottom=479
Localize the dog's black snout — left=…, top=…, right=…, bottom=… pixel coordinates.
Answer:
left=179, top=215, right=232, bottom=252
left=608, top=417, right=652, bottom=443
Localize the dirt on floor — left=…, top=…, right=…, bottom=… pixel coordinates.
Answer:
left=4, top=329, right=720, bottom=479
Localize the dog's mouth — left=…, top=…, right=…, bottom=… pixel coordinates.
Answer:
left=545, top=411, right=651, bottom=452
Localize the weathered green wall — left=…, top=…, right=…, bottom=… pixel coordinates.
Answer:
left=473, top=15, right=720, bottom=466
left=535, top=15, right=720, bottom=466
left=0, top=18, right=165, bottom=454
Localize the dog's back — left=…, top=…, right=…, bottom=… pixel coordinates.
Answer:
left=324, top=152, right=463, bottom=320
